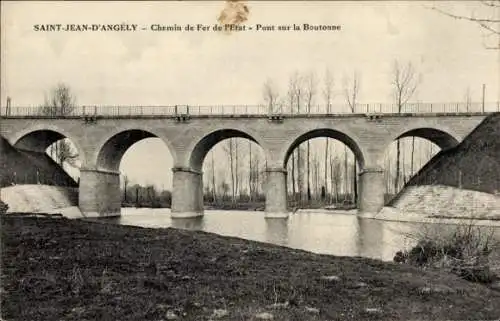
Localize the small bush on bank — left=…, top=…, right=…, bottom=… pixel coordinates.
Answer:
left=394, top=221, right=500, bottom=284
left=0, top=200, right=9, bottom=214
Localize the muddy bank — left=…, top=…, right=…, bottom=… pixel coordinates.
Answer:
left=1, top=216, right=499, bottom=321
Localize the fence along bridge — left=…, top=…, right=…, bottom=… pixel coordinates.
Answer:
left=1, top=102, right=498, bottom=218
left=2, top=102, right=499, bottom=117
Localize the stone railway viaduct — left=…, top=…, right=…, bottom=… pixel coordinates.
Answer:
left=0, top=111, right=492, bottom=218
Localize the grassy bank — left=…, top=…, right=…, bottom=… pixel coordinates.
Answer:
left=1, top=216, right=500, bottom=321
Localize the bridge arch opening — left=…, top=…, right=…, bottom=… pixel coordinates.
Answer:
left=284, top=129, right=364, bottom=209
left=96, top=130, right=174, bottom=208
left=383, top=127, right=459, bottom=198
left=11, top=129, right=81, bottom=186
left=189, top=129, right=266, bottom=208
left=190, top=129, right=260, bottom=172
left=395, top=128, right=459, bottom=151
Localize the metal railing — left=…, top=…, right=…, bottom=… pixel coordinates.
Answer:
left=1, top=102, right=498, bottom=118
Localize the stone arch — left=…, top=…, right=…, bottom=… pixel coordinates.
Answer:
left=283, top=128, right=365, bottom=169
left=96, top=129, right=173, bottom=172
left=10, top=125, right=86, bottom=164
left=189, top=128, right=262, bottom=172
left=394, top=127, right=460, bottom=150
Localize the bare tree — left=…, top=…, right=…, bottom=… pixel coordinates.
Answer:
left=330, top=154, right=342, bottom=204
left=343, top=71, right=361, bottom=205
left=430, top=1, right=500, bottom=49
left=287, top=73, right=300, bottom=200
left=223, top=139, right=236, bottom=203
left=291, top=72, right=305, bottom=201
left=392, top=61, right=420, bottom=193
left=410, top=136, right=416, bottom=176
left=343, top=71, right=360, bottom=113
left=122, top=174, right=129, bottom=203
left=464, top=86, right=472, bottom=111
left=304, top=72, right=317, bottom=202
left=211, top=151, right=217, bottom=202
left=235, top=139, right=240, bottom=198
left=263, top=78, right=281, bottom=114
left=41, top=83, right=79, bottom=168
left=248, top=141, right=253, bottom=201
left=251, top=152, right=261, bottom=198
left=323, top=69, right=334, bottom=202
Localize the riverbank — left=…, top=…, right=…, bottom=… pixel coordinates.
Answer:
left=2, top=215, right=499, bottom=321
left=366, top=206, right=500, bottom=227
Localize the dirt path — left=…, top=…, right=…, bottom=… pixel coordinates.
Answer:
left=1, top=216, right=499, bottom=321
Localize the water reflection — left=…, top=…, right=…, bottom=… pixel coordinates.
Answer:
left=355, top=217, right=383, bottom=258
left=265, top=218, right=288, bottom=246
left=109, top=208, right=500, bottom=262
left=171, top=217, right=204, bottom=231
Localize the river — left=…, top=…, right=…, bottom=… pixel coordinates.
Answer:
left=101, top=208, right=500, bottom=262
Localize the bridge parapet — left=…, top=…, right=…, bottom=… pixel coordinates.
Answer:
left=1, top=102, right=498, bottom=118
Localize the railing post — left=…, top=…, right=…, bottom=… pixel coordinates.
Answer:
left=94, top=106, right=97, bottom=115
left=187, top=105, right=190, bottom=116
left=175, top=105, right=178, bottom=115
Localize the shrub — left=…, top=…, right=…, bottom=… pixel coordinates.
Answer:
left=394, top=221, right=499, bottom=284
left=0, top=200, right=8, bottom=214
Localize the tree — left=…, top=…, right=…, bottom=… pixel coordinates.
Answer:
left=464, top=86, right=472, bottom=111
left=41, top=83, right=79, bottom=169
left=224, top=139, right=237, bottom=203
left=211, top=150, right=217, bottom=202
left=343, top=71, right=361, bottom=204
left=343, top=71, right=360, bottom=113
left=430, top=1, right=500, bottom=50
left=322, top=69, right=334, bottom=202
left=248, top=141, right=253, bottom=201
left=263, top=78, right=281, bottom=114
left=391, top=61, right=420, bottom=193
left=123, top=174, right=129, bottom=203
left=287, top=74, right=299, bottom=199
left=304, top=72, right=317, bottom=202
left=330, top=155, right=342, bottom=204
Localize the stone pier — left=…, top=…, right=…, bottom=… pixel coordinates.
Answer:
left=79, top=168, right=121, bottom=217
left=265, top=167, right=288, bottom=219
left=358, top=167, right=385, bottom=214
left=171, top=167, right=204, bottom=218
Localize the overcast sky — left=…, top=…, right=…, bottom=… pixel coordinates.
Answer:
left=1, top=1, right=498, bottom=187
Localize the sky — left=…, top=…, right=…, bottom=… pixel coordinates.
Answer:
left=1, top=1, right=499, bottom=189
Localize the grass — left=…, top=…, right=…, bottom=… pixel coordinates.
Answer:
left=2, top=215, right=500, bottom=321
left=395, top=219, right=500, bottom=284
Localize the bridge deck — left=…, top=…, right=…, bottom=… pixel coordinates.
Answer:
left=1, top=102, right=499, bottom=118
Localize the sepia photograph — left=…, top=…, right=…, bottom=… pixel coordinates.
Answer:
left=1, top=0, right=499, bottom=320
